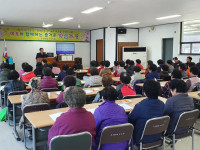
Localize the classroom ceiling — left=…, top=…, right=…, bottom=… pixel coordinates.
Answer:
left=0, top=0, right=200, bottom=30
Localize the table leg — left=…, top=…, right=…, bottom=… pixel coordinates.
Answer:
left=32, top=126, right=36, bottom=150
left=12, top=104, right=21, bottom=141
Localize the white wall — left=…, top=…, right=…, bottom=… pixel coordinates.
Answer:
left=118, top=28, right=138, bottom=42
left=0, top=41, right=90, bottom=71
left=139, top=23, right=200, bottom=64
left=90, top=29, right=104, bottom=60
left=105, top=28, right=116, bottom=66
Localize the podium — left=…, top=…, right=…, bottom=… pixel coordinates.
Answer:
left=36, top=58, right=56, bottom=64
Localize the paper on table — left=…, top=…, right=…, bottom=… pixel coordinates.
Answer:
left=58, top=82, right=63, bottom=85
left=49, top=112, right=64, bottom=121
left=81, top=81, right=85, bottom=84
left=118, top=104, right=132, bottom=110
left=93, top=88, right=100, bottom=91
left=87, top=108, right=96, bottom=114
left=56, top=91, right=61, bottom=95
left=21, top=95, right=24, bottom=101
left=84, top=90, right=93, bottom=94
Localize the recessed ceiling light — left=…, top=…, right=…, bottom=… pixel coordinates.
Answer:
left=58, top=17, right=74, bottom=22
left=156, top=15, right=181, bottom=20
left=43, top=24, right=53, bottom=28
left=122, top=22, right=140, bottom=26
left=81, top=7, right=104, bottom=14
left=1, top=19, right=4, bottom=25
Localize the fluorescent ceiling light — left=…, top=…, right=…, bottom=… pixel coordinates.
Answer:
left=81, top=7, right=104, bottom=14
left=58, top=17, right=73, bottom=22
left=43, top=24, right=53, bottom=28
left=156, top=15, right=181, bottom=20
left=122, top=22, right=140, bottom=26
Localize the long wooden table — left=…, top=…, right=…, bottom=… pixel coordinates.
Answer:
left=25, top=96, right=166, bottom=150
left=188, top=91, right=200, bottom=99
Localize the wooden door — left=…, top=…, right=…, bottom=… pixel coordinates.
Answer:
left=118, top=42, right=138, bottom=61
left=96, top=39, right=103, bottom=62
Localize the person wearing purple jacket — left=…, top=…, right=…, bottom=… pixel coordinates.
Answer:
left=93, top=86, right=132, bottom=150
left=40, top=67, right=57, bottom=90
left=47, top=86, right=96, bottom=150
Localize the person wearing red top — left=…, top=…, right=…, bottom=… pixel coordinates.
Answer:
left=98, top=61, right=104, bottom=72
left=47, top=86, right=96, bottom=150
left=87, top=60, right=97, bottom=74
left=21, top=65, right=36, bottom=82
left=145, top=60, right=153, bottom=75
left=186, top=62, right=195, bottom=78
left=136, top=59, right=144, bottom=70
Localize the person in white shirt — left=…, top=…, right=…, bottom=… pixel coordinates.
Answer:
left=131, top=66, right=144, bottom=85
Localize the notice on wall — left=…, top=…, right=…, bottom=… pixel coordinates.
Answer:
left=0, top=27, right=90, bottom=42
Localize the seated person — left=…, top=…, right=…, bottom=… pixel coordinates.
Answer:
left=73, top=60, right=83, bottom=70
left=58, top=64, right=69, bottom=81
left=84, top=68, right=102, bottom=88
left=186, top=66, right=200, bottom=92
left=98, top=61, right=105, bottom=72
left=162, top=69, right=182, bottom=98
left=93, top=76, right=113, bottom=103
left=167, top=60, right=174, bottom=73
left=34, top=62, right=43, bottom=76
left=130, top=66, right=144, bottom=85
left=18, top=62, right=28, bottom=77
left=21, top=65, right=36, bottom=82
left=186, top=56, right=192, bottom=69
left=42, top=64, right=55, bottom=78
left=0, top=63, right=10, bottom=83
left=145, top=60, right=153, bottom=75
left=42, top=59, right=47, bottom=66
left=159, top=64, right=171, bottom=81
left=40, top=67, right=57, bottom=90
left=128, top=80, right=165, bottom=144
left=52, top=62, right=61, bottom=74
left=93, top=86, right=130, bottom=150
left=99, top=60, right=112, bottom=76
left=125, top=59, right=130, bottom=69
left=157, top=59, right=164, bottom=73
left=67, top=68, right=82, bottom=86
left=173, top=57, right=182, bottom=70
left=114, top=61, right=126, bottom=77
left=164, top=79, right=194, bottom=135
left=136, top=59, right=143, bottom=70
left=126, top=60, right=135, bottom=76
left=5, top=70, right=26, bottom=94
left=56, top=75, right=76, bottom=104
left=19, top=77, right=49, bottom=128
left=186, top=62, right=195, bottom=78
left=145, top=64, right=160, bottom=80
left=179, top=63, right=188, bottom=78
left=116, top=72, right=136, bottom=99
left=87, top=60, right=97, bottom=75
left=112, top=61, right=119, bottom=72
left=47, top=86, right=96, bottom=149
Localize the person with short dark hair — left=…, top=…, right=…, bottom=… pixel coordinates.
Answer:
left=173, top=57, right=182, bottom=69
left=34, top=62, right=43, bottom=76
left=186, top=56, right=192, bottom=68
left=128, top=80, right=165, bottom=144
left=42, top=59, right=47, bottom=65
left=161, top=69, right=182, bottom=98
left=186, top=62, right=195, bottom=77
left=145, top=60, right=153, bottom=75
left=164, top=79, right=194, bottom=135
left=18, top=62, right=29, bottom=77
left=87, top=60, right=97, bottom=74
left=136, top=59, right=144, bottom=70
left=58, top=64, right=69, bottom=81
left=112, top=61, right=119, bottom=72
left=67, top=68, right=82, bottom=86
left=36, top=48, right=48, bottom=59
left=52, top=62, right=61, bottom=74
left=99, top=60, right=112, bottom=76
left=93, top=86, right=130, bottom=149
left=116, top=72, right=136, bottom=99
left=125, top=59, right=130, bottom=69
left=157, top=59, right=164, bottom=73
left=40, top=67, right=57, bottom=90
left=47, top=86, right=96, bottom=149
left=84, top=68, right=102, bottom=88
left=159, top=65, right=171, bottom=81
left=0, top=63, right=10, bottom=83
left=92, top=76, right=113, bottom=103
left=186, top=66, right=200, bottom=92
left=73, top=60, right=83, bottom=70
left=98, top=61, right=105, bottom=72
left=126, top=60, right=135, bottom=76
left=21, top=65, right=36, bottom=82
left=179, top=63, right=188, bottom=78
left=56, top=75, right=77, bottom=104
left=114, top=61, right=126, bottom=77
left=145, top=64, right=160, bottom=80
left=167, top=60, right=174, bottom=73
left=130, top=66, right=144, bottom=85
left=4, top=70, right=26, bottom=96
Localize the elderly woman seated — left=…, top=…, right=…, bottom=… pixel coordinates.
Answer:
left=47, top=86, right=96, bottom=150
left=84, top=68, right=102, bottom=88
